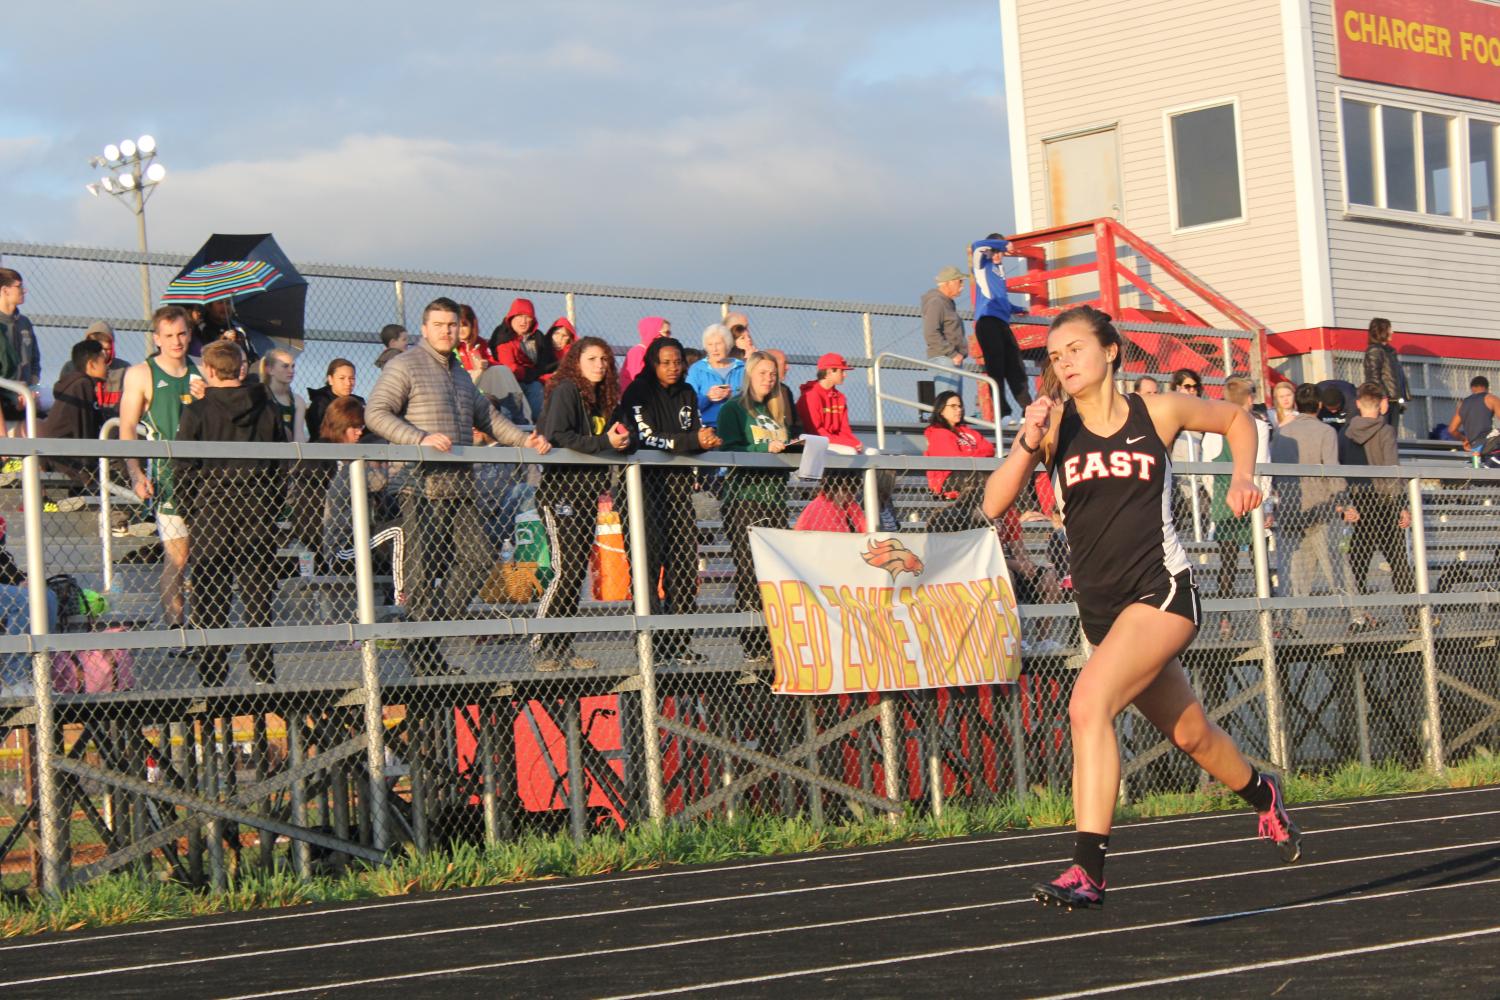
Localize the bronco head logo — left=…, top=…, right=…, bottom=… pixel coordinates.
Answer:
left=861, top=537, right=924, bottom=582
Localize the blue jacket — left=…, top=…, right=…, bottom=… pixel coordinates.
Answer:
left=685, top=357, right=744, bottom=427
left=971, top=238, right=1016, bottom=322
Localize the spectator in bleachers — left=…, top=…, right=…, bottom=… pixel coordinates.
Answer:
left=971, top=234, right=1031, bottom=424
left=1363, top=317, right=1409, bottom=431
left=726, top=312, right=755, bottom=360
left=922, top=265, right=968, bottom=408
left=0, top=268, right=39, bottom=389
left=455, top=304, right=493, bottom=377
left=534, top=337, right=629, bottom=671
left=375, top=324, right=408, bottom=369
left=1132, top=375, right=1160, bottom=395
left=367, top=297, right=549, bottom=675
left=717, top=351, right=798, bottom=664
left=796, top=352, right=864, bottom=454
left=795, top=474, right=866, bottom=531
left=686, top=323, right=745, bottom=427
left=615, top=336, right=720, bottom=665
left=120, top=306, right=204, bottom=633
left=320, top=396, right=401, bottom=606
left=40, top=339, right=109, bottom=508
left=1269, top=379, right=1297, bottom=432
left=59, top=322, right=130, bottom=419
left=546, top=317, right=577, bottom=369
left=1169, top=368, right=1208, bottom=533
left=1345, top=382, right=1415, bottom=620
left=305, top=358, right=363, bottom=443
left=1204, top=376, right=1271, bottom=637
left=173, top=341, right=284, bottom=686
left=619, top=316, right=671, bottom=392
left=259, top=348, right=308, bottom=443
left=924, top=390, right=996, bottom=499
left=763, top=348, right=797, bottom=415
left=488, top=298, right=555, bottom=420
left=1449, top=375, right=1500, bottom=455
left=1270, top=382, right=1368, bottom=635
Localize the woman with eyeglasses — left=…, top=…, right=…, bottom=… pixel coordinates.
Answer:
left=1169, top=369, right=1209, bottom=535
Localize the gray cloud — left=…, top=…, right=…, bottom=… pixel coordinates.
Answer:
left=2, top=2, right=1012, bottom=302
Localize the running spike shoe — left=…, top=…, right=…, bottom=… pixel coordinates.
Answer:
left=1257, top=772, right=1302, bottom=863
left=1032, top=864, right=1105, bottom=910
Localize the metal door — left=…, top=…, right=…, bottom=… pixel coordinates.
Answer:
left=1043, top=127, right=1121, bottom=304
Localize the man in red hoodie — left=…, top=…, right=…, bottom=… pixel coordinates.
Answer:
left=795, top=352, right=864, bottom=454
left=488, top=298, right=556, bottom=421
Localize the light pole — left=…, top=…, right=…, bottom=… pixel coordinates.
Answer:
left=87, top=136, right=167, bottom=333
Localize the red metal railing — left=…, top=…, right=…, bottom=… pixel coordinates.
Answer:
left=995, top=218, right=1272, bottom=386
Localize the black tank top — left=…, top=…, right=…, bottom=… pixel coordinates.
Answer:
left=1049, top=393, right=1190, bottom=607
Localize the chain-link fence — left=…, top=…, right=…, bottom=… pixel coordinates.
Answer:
left=0, top=240, right=1282, bottom=441
left=2, top=430, right=1498, bottom=896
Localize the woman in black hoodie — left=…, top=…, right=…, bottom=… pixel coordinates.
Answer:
left=613, top=337, right=721, bottom=664
left=534, top=337, right=629, bottom=670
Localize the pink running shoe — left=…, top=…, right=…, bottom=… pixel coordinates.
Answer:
left=1032, top=865, right=1105, bottom=909
left=1257, top=772, right=1303, bottom=863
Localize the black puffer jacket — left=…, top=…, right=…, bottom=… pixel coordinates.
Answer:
left=171, top=383, right=287, bottom=549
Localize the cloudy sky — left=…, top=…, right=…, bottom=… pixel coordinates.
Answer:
left=0, top=2, right=1013, bottom=304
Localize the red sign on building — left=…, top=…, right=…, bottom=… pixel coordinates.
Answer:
left=1335, top=0, right=1500, bottom=104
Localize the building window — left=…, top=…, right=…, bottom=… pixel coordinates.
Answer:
left=1470, top=120, right=1498, bottom=222
left=1344, top=100, right=1377, bottom=206
left=1168, top=102, right=1244, bottom=230
left=1342, top=95, right=1461, bottom=219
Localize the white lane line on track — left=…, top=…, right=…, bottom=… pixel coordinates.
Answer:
left=6, top=827, right=1498, bottom=991
left=1, top=784, right=1493, bottom=955
left=596, top=876, right=1500, bottom=999
left=1032, top=925, right=1500, bottom=999
left=211, top=846, right=1500, bottom=999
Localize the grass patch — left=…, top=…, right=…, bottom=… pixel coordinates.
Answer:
left=2, top=753, right=1495, bottom=937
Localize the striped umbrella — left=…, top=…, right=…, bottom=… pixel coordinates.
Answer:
left=161, top=260, right=285, bottom=305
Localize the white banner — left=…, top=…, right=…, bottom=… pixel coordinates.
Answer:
left=749, top=527, right=1022, bottom=696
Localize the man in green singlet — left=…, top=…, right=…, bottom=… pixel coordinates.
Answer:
left=119, top=306, right=203, bottom=632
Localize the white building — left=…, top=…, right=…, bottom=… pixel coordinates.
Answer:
left=1001, top=0, right=1500, bottom=433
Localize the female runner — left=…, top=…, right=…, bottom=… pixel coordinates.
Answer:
left=982, top=306, right=1301, bottom=909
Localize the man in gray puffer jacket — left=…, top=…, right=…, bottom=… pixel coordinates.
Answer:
left=366, top=297, right=550, bottom=674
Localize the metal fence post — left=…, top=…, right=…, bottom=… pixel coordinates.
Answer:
left=862, top=313, right=874, bottom=388
left=1407, top=476, right=1445, bottom=774
left=393, top=280, right=407, bottom=330
left=1250, top=504, right=1288, bottom=769
left=565, top=292, right=576, bottom=325
left=22, top=452, right=64, bottom=894
left=348, top=458, right=390, bottom=851
left=624, top=462, right=667, bottom=823
left=864, top=465, right=902, bottom=819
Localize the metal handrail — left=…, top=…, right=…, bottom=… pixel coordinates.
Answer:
left=871, top=352, right=1005, bottom=452
left=0, top=377, right=37, bottom=438
left=97, top=417, right=152, bottom=592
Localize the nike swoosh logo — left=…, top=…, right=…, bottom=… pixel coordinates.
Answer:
left=1126, top=435, right=1146, bottom=444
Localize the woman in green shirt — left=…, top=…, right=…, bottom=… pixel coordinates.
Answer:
left=716, top=352, right=800, bottom=664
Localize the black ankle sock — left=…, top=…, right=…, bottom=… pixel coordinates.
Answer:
left=1236, top=770, right=1275, bottom=813
left=1072, top=832, right=1109, bottom=885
